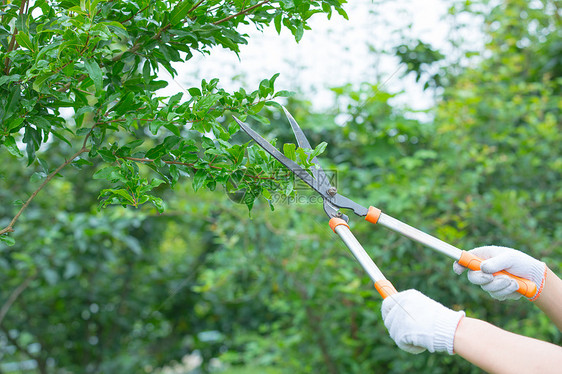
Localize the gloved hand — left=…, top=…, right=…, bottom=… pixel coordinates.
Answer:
left=381, top=289, right=465, bottom=355
left=453, top=245, right=547, bottom=301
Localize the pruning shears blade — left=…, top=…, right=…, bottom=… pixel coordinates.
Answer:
left=282, top=106, right=312, bottom=149
left=281, top=106, right=332, bottom=193
left=233, top=114, right=369, bottom=219
left=233, top=116, right=326, bottom=196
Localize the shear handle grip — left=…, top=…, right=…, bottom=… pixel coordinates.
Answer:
left=458, top=251, right=537, bottom=298
left=374, top=279, right=398, bottom=299
left=330, top=217, right=398, bottom=299
left=365, top=206, right=382, bottom=224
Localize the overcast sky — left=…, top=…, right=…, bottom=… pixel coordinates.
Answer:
left=162, top=0, right=482, bottom=114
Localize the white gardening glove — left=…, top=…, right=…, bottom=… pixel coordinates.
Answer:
left=381, top=289, right=465, bottom=355
left=453, top=245, right=547, bottom=301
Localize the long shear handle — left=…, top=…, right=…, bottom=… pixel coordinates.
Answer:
left=330, top=218, right=398, bottom=299
left=364, top=206, right=537, bottom=298
left=457, top=252, right=537, bottom=298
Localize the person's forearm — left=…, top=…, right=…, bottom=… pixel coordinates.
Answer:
left=534, top=267, right=562, bottom=331
left=454, top=317, right=562, bottom=374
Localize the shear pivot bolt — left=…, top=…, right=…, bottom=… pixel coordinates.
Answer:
left=327, top=187, right=337, bottom=196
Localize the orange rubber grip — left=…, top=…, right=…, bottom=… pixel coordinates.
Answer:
left=329, top=217, right=349, bottom=233
left=458, top=251, right=537, bottom=298
left=365, top=206, right=381, bottom=224
left=374, top=279, right=398, bottom=299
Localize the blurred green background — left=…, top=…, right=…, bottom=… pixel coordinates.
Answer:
left=1, top=0, right=561, bottom=373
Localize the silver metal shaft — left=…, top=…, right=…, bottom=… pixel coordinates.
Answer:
left=377, top=213, right=463, bottom=260
left=334, top=224, right=386, bottom=283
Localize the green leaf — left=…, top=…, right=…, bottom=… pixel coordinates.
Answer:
left=188, top=87, right=201, bottom=97
left=164, top=123, right=181, bottom=136
left=7, top=118, right=25, bottom=133
left=149, top=178, right=165, bottom=189
left=265, top=100, right=283, bottom=110
left=274, top=12, right=282, bottom=34
left=294, top=22, right=304, bottom=42
left=37, top=158, right=49, bottom=173
left=170, top=0, right=191, bottom=25
left=30, top=116, right=51, bottom=131
left=285, top=180, right=294, bottom=195
left=283, top=143, right=296, bottom=161
left=150, top=196, right=165, bottom=213
left=268, top=73, right=280, bottom=90
left=3, top=135, right=23, bottom=157
left=249, top=100, right=265, bottom=115
left=192, top=169, right=207, bottom=191
left=93, top=166, right=122, bottom=181
left=249, top=114, right=270, bottom=125
left=111, top=92, right=137, bottom=116
left=274, top=90, right=295, bottom=98
left=15, top=32, right=34, bottom=51
left=149, top=119, right=166, bottom=135
left=0, top=74, right=21, bottom=86
left=30, top=172, right=47, bottom=183
left=4, top=86, right=21, bottom=119
left=142, top=59, right=152, bottom=84
left=51, top=130, right=72, bottom=146
left=309, top=141, right=328, bottom=160
left=336, top=7, right=349, bottom=20
left=258, top=79, right=271, bottom=98
left=0, top=234, right=15, bottom=246
left=76, top=127, right=93, bottom=136
left=23, top=126, right=41, bottom=164
left=125, top=139, right=144, bottom=150
left=32, top=74, right=50, bottom=92
left=111, top=189, right=136, bottom=204
left=72, top=158, right=94, bottom=168
left=194, top=94, right=220, bottom=113
left=228, top=121, right=239, bottom=135
left=98, top=149, right=117, bottom=162
left=262, top=188, right=272, bottom=200
left=84, top=59, right=103, bottom=93
left=226, top=144, right=246, bottom=166
left=296, top=147, right=311, bottom=167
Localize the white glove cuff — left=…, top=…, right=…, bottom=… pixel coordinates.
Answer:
left=528, top=260, right=547, bottom=301
left=433, top=310, right=465, bottom=355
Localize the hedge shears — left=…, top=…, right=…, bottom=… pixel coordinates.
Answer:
left=232, top=108, right=536, bottom=299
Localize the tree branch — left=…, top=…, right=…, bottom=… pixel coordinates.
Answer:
left=0, top=145, right=89, bottom=236
left=0, top=271, right=37, bottom=327
left=213, top=0, right=271, bottom=25
left=299, top=288, right=338, bottom=374
left=3, top=0, right=29, bottom=74
left=0, top=324, right=38, bottom=361
left=112, top=22, right=171, bottom=62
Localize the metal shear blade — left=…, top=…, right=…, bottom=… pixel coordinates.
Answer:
left=232, top=109, right=369, bottom=219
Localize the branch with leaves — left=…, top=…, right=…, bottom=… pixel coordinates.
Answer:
left=0, top=0, right=346, bottom=245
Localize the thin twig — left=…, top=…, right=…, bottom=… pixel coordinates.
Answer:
left=122, top=156, right=276, bottom=180
left=122, top=3, right=151, bottom=24
left=213, top=0, right=271, bottom=25
left=188, top=0, right=206, bottom=15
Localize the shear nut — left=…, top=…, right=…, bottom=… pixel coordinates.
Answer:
left=327, top=187, right=337, bottom=196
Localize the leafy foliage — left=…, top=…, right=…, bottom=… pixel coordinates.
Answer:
left=1, top=0, right=561, bottom=373
left=0, top=0, right=347, bottom=241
